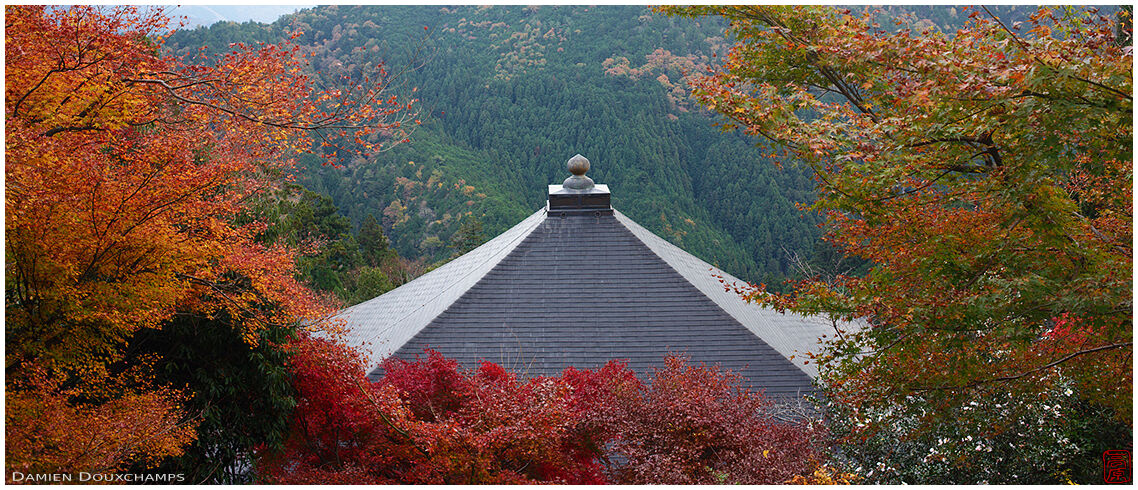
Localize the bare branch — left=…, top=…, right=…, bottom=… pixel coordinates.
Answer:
left=914, top=341, right=1133, bottom=393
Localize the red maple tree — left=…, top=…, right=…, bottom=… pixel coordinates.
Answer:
left=5, top=5, right=418, bottom=476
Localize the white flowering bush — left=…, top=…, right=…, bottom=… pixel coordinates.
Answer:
left=820, top=381, right=1129, bottom=484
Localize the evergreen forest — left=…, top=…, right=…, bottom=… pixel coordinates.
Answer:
left=168, top=5, right=826, bottom=297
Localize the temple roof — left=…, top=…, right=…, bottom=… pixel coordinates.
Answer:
left=336, top=155, right=841, bottom=399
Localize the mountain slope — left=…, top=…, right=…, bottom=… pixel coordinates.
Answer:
left=168, top=5, right=823, bottom=291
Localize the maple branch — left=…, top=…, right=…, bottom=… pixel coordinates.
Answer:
left=128, top=76, right=423, bottom=136
left=12, top=49, right=112, bottom=120
left=982, top=6, right=1132, bottom=102
left=911, top=131, right=1002, bottom=169
left=353, top=379, right=430, bottom=458
left=909, top=135, right=989, bottom=148
left=1075, top=212, right=1132, bottom=254
left=41, top=125, right=100, bottom=137
left=80, top=175, right=222, bottom=282
left=937, top=163, right=991, bottom=174
left=817, top=65, right=880, bottom=124
left=50, top=76, right=92, bottom=119
left=913, top=341, right=1132, bottom=393
left=92, top=163, right=163, bottom=252
left=174, top=273, right=292, bottom=331
left=997, top=342, right=1133, bottom=383
left=854, top=332, right=910, bottom=357
left=125, top=77, right=386, bottom=131
left=863, top=168, right=954, bottom=202
left=744, top=122, right=800, bottom=152
left=806, top=160, right=863, bottom=203
left=803, top=82, right=844, bottom=97
left=955, top=215, right=1026, bottom=294
left=723, top=6, right=880, bottom=123
left=12, top=68, right=65, bottom=119
left=1013, top=89, right=1116, bottom=109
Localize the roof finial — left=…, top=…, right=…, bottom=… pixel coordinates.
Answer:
left=563, top=154, right=595, bottom=190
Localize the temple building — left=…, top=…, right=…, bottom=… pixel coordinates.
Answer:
left=336, top=154, right=839, bottom=399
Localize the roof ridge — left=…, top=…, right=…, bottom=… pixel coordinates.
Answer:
left=337, top=208, right=547, bottom=367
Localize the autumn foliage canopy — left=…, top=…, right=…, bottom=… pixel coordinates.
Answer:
left=5, top=5, right=416, bottom=477
left=664, top=4, right=1132, bottom=474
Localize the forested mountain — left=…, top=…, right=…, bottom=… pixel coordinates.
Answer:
left=168, top=5, right=822, bottom=292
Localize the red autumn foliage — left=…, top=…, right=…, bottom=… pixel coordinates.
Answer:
left=256, top=336, right=418, bottom=484
left=381, top=350, right=469, bottom=421
left=5, top=368, right=197, bottom=481
left=259, top=342, right=824, bottom=484
left=607, top=356, right=824, bottom=484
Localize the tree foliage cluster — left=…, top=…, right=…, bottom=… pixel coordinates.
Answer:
left=666, top=4, right=1132, bottom=483
left=258, top=342, right=825, bottom=485
left=4, top=5, right=414, bottom=481
left=238, top=184, right=414, bottom=306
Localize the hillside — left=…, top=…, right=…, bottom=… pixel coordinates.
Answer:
left=168, top=5, right=824, bottom=291
left=169, top=5, right=311, bottom=27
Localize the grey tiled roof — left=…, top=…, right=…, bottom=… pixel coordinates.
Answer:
left=336, top=209, right=546, bottom=366
left=615, top=211, right=836, bottom=378
left=347, top=210, right=835, bottom=399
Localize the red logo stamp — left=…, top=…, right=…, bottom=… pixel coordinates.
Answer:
left=1104, top=449, right=1132, bottom=484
